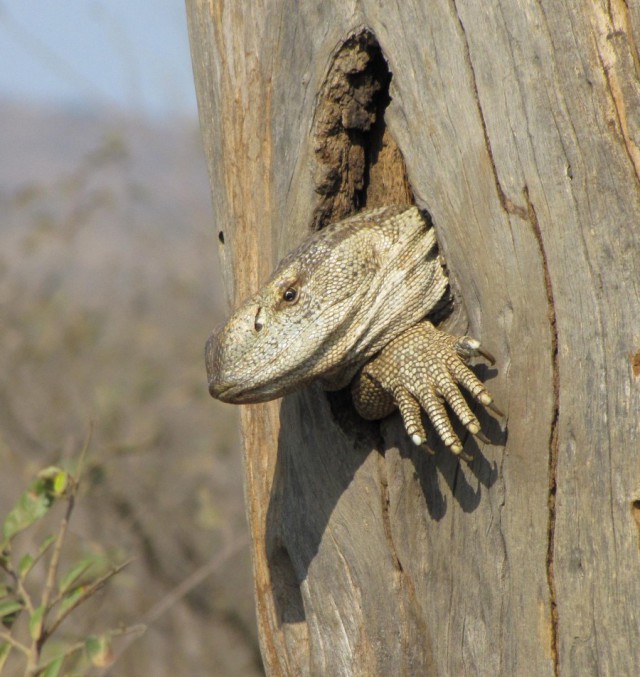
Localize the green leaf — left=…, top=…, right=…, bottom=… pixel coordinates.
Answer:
left=3, top=486, right=54, bottom=542
left=86, top=634, right=113, bottom=667
left=51, top=471, right=68, bottom=497
left=0, top=598, right=22, bottom=629
left=34, top=467, right=71, bottom=500
left=58, top=558, right=94, bottom=596
left=29, top=604, right=45, bottom=640
left=35, top=466, right=65, bottom=484
left=18, top=535, right=56, bottom=582
left=41, top=655, right=64, bottom=677
left=0, top=584, right=9, bottom=598
left=0, top=642, right=11, bottom=671
left=0, top=599, right=23, bottom=619
left=2, top=468, right=72, bottom=543
left=56, top=586, right=85, bottom=619
left=18, top=553, right=34, bottom=578
left=37, top=535, right=56, bottom=560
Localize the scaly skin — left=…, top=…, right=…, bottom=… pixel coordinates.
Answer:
left=352, top=320, right=500, bottom=460
left=206, top=205, right=498, bottom=457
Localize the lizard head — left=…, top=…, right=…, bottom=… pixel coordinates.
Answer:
left=206, top=219, right=382, bottom=403
left=205, top=205, right=446, bottom=404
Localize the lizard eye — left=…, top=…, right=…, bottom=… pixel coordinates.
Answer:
left=283, top=287, right=298, bottom=303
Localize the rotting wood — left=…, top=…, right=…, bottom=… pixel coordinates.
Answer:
left=312, top=30, right=412, bottom=228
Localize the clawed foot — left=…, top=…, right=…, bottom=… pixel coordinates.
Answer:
left=352, top=321, right=502, bottom=461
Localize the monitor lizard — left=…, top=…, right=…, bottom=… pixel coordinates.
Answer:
left=205, top=205, right=500, bottom=459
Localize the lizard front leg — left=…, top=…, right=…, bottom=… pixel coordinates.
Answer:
left=351, top=320, right=500, bottom=460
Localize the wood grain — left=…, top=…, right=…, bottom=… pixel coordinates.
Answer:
left=186, top=1, right=640, bottom=674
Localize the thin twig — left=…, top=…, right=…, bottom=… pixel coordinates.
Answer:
left=35, top=623, right=145, bottom=676
left=50, top=560, right=94, bottom=608
left=24, top=491, right=76, bottom=674
left=144, top=536, right=248, bottom=624
left=0, top=629, right=29, bottom=654
left=30, top=426, right=93, bottom=665
left=1, top=556, right=34, bottom=614
left=23, top=537, right=56, bottom=583
left=37, top=495, right=74, bottom=637
left=74, top=423, right=93, bottom=486
left=45, top=560, right=132, bottom=640
left=99, top=535, right=248, bottom=676
left=15, top=575, right=34, bottom=615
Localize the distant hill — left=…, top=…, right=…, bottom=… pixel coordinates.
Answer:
left=0, top=98, right=225, bottom=310
left=0, top=98, right=211, bottom=208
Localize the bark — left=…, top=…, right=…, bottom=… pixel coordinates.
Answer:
left=186, top=1, right=640, bottom=674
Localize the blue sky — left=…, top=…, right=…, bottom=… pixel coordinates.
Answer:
left=0, top=0, right=198, bottom=118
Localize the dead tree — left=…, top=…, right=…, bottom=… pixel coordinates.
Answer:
left=186, top=2, right=640, bottom=674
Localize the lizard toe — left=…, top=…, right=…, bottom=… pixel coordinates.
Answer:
left=393, top=385, right=430, bottom=450
left=350, top=320, right=501, bottom=457
left=454, top=335, right=496, bottom=365
left=413, top=386, right=462, bottom=454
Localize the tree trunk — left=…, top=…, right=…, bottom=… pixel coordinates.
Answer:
left=186, top=1, right=640, bottom=674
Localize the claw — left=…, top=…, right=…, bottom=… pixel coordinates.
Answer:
left=352, top=321, right=503, bottom=458
left=488, top=401, right=504, bottom=417
left=475, top=430, right=491, bottom=444
left=450, top=441, right=473, bottom=462
left=479, top=392, right=504, bottom=417
left=478, top=347, right=496, bottom=365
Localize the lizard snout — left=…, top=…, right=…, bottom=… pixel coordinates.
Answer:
left=204, top=304, right=265, bottom=402
left=205, top=329, right=227, bottom=398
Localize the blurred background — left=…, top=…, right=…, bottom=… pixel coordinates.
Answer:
left=0, top=1, right=261, bottom=674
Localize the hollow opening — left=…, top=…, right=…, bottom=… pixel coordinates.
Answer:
left=312, top=30, right=454, bottom=430
left=311, top=30, right=413, bottom=231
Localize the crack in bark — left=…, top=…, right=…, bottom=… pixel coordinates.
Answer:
left=376, top=452, right=404, bottom=574
left=607, top=0, right=640, bottom=76
left=375, top=453, right=410, bottom=665
left=595, top=47, right=640, bottom=184
left=449, top=0, right=527, bottom=221
left=375, top=452, right=433, bottom=671
left=451, top=3, right=561, bottom=672
left=591, top=3, right=640, bottom=185
left=524, top=188, right=560, bottom=677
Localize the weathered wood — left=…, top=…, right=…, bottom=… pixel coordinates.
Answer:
left=186, top=1, right=640, bottom=674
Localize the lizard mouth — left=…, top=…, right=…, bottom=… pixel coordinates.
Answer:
left=209, top=379, right=279, bottom=404
left=208, top=380, right=232, bottom=400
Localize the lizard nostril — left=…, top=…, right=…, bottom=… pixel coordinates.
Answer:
left=254, top=307, right=264, bottom=332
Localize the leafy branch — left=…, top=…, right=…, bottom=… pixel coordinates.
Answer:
left=0, top=430, right=143, bottom=675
